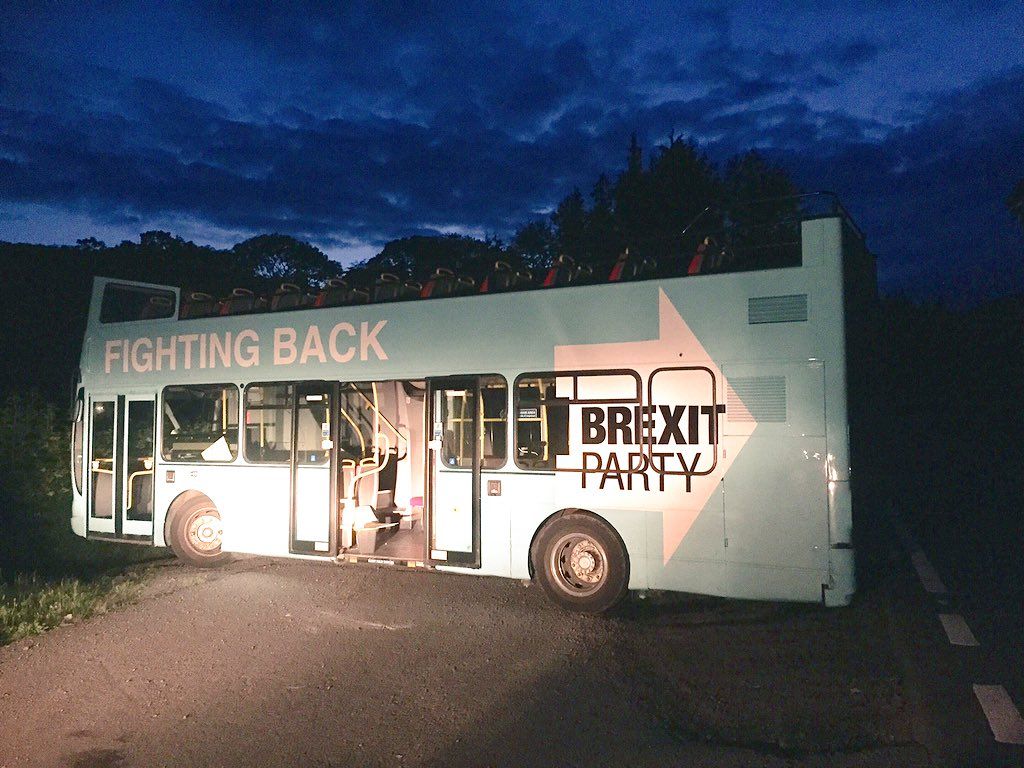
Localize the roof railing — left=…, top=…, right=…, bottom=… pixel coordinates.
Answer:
left=680, top=191, right=861, bottom=240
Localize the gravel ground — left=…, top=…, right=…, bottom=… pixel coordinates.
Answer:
left=0, top=555, right=954, bottom=767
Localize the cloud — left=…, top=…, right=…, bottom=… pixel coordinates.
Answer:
left=0, top=2, right=1022, bottom=301
left=828, top=39, right=882, bottom=69
left=780, top=68, right=1024, bottom=303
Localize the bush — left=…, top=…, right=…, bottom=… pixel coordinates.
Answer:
left=0, top=391, right=163, bottom=581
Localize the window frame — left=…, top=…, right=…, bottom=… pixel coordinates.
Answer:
left=160, top=383, right=240, bottom=464
left=242, top=382, right=295, bottom=466
left=100, top=282, right=176, bottom=324
left=437, top=374, right=509, bottom=472
left=512, top=370, right=643, bottom=472
left=512, top=372, right=569, bottom=472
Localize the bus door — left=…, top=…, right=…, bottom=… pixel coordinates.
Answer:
left=427, top=377, right=481, bottom=568
left=289, top=383, right=336, bottom=555
left=87, top=395, right=155, bottom=540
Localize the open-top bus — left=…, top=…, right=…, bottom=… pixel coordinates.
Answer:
left=70, top=194, right=874, bottom=612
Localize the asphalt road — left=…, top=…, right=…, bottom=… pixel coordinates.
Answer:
left=0, top=545, right=1017, bottom=768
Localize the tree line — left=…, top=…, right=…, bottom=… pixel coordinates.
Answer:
left=3, top=137, right=1022, bottom=403
left=353, top=139, right=802, bottom=280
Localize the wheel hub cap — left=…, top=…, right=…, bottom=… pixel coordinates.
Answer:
left=569, top=541, right=602, bottom=583
left=550, top=533, right=608, bottom=597
left=188, top=513, right=222, bottom=553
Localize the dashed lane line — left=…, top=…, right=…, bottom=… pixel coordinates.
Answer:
left=973, top=685, right=1024, bottom=745
left=937, top=613, right=979, bottom=647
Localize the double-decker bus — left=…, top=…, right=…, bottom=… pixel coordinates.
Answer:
left=69, top=194, right=874, bottom=612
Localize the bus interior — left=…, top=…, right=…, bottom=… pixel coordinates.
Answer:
left=331, top=376, right=511, bottom=562
left=336, top=380, right=427, bottom=561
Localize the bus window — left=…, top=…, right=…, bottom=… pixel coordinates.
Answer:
left=296, top=391, right=330, bottom=466
left=480, top=376, right=507, bottom=469
left=100, top=283, right=176, bottom=323
left=161, top=384, right=239, bottom=463
left=440, top=376, right=507, bottom=470
left=337, top=384, right=375, bottom=463
left=514, top=375, right=568, bottom=470
left=90, top=400, right=115, bottom=518
left=244, top=384, right=293, bottom=463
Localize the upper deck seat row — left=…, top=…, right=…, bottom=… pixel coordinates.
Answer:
left=177, top=247, right=690, bottom=320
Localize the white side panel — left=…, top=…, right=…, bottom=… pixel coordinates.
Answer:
left=723, top=361, right=829, bottom=576
left=478, top=474, right=511, bottom=577
left=506, top=474, right=556, bottom=579
left=294, top=465, right=330, bottom=545
left=155, top=464, right=292, bottom=557
left=432, top=469, right=473, bottom=553
left=71, top=492, right=87, bottom=537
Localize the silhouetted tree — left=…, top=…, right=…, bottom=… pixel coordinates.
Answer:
left=508, top=134, right=804, bottom=273
left=585, top=174, right=619, bottom=264
left=552, top=188, right=586, bottom=262
left=354, top=234, right=505, bottom=283
left=648, top=137, right=721, bottom=256
left=510, top=220, right=557, bottom=269
left=230, top=234, right=341, bottom=287
left=723, top=151, right=800, bottom=213
left=613, top=133, right=651, bottom=255
left=722, top=150, right=801, bottom=268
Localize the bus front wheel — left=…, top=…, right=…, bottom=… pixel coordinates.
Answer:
left=532, top=513, right=628, bottom=613
left=166, top=497, right=229, bottom=567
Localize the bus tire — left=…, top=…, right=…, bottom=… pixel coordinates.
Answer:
left=166, top=496, right=229, bottom=567
left=532, top=513, right=628, bottom=613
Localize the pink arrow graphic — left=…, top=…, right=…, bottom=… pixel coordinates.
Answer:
left=554, top=288, right=757, bottom=563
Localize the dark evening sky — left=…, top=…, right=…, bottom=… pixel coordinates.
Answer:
left=1, top=1, right=1022, bottom=301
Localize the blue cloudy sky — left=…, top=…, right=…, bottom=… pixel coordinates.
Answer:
left=1, top=1, right=1022, bottom=301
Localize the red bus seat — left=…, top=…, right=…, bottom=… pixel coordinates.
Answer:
left=219, top=287, right=255, bottom=315
left=270, top=283, right=305, bottom=311
left=541, top=254, right=576, bottom=288
left=139, top=294, right=174, bottom=320
left=180, top=291, right=217, bottom=319
left=420, top=268, right=457, bottom=298
left=315, top=277, right=349, bottom=307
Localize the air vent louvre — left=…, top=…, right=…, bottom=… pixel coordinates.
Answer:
left=727, top=376, right=787, bottom=423
left=748, top=294, right=808, bottom=324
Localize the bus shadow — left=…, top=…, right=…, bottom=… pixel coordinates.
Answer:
left=613, top=591, right=824, bottom=629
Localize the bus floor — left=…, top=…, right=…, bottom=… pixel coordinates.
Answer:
left=371, top=528, right=425, bottom=561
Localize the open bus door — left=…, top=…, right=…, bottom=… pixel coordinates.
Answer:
left=87, top=395, right=156, bottom=541
left=427, top=377, right=481, bottom=568
left=290, top=382, right=337, bottom=555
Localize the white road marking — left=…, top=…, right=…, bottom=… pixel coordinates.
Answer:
left=892, top=514, right=948, bottom=594
left=316, top=609, right=412, bottom=631
left=938, top=614, right=979, bottom=647
left=973, top=685, right=1024, bottom=745
left=910, top=550, right=947, bottom=594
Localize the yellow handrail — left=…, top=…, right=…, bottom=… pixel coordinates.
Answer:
left=126, top=468, right=153, bottom=508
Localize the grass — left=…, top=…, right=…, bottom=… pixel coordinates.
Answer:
left=0, top=570, right=149, bottom=646
left=0, top=392, right=169, bottom=647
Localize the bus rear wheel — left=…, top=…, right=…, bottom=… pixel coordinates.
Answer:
left=532, top=513, right=628, bottom=613
left=166, top=497, right=229, bottom=567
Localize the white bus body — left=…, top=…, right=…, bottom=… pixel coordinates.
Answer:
left=70, top=208, right=872, bottom=612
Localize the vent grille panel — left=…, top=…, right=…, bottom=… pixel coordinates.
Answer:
left=748, top=294, right=808, bottom=324
left=728, top=376, right=787, bottom=423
